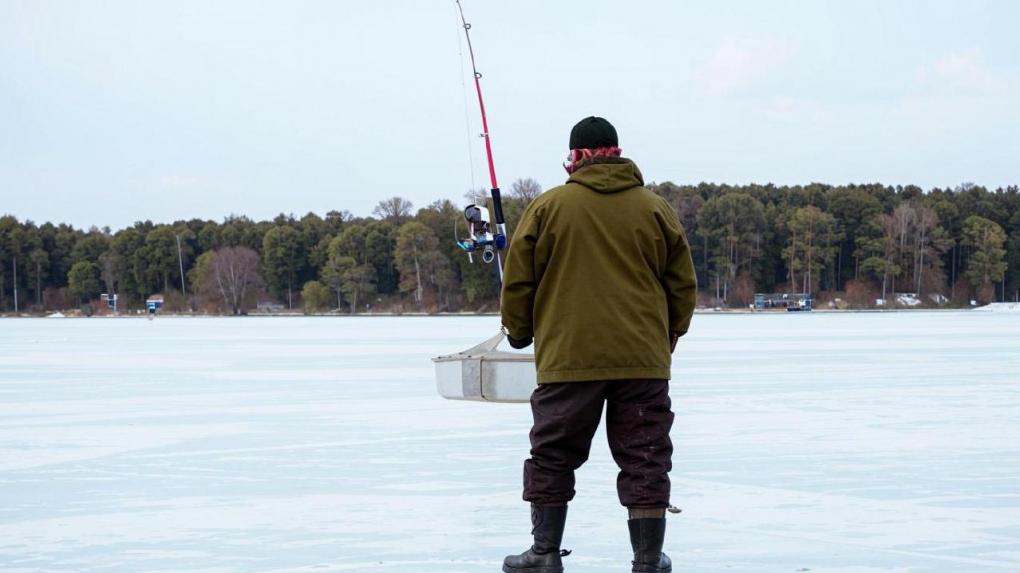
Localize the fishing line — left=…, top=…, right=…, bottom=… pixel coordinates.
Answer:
left=453, top=2, right=477, bottom=192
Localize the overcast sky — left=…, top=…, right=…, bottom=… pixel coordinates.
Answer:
left=2, top=0, right=1018, bottom=230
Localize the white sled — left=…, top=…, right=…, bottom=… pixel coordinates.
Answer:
left=433, top=332, right=536, bottom=403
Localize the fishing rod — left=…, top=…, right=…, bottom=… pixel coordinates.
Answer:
left=454, top=0, right=506, bottom=283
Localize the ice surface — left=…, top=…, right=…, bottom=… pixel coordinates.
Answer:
left=0, top=312, right=1018, bottom=572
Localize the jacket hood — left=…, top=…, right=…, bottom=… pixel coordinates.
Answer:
left=567, top=157, right=644, bottom=194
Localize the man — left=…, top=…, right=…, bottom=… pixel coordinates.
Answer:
left=500, top=116, right=697, bottom=573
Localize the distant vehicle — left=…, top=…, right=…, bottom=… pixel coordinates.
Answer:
left=895, top=293, right=922, bottom=307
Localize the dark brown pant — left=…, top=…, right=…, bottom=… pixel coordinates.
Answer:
left=523, top=379, right=674, bottom=508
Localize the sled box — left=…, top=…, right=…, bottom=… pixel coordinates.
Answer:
left=432, top=332, right=536, bottom=403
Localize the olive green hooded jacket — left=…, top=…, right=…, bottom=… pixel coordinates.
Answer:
left=501, top=157, right=697, bottom=384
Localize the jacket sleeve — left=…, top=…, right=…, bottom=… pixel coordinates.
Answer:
left=661, top=206, right=697, bottom=336
left=500, top=201, right=541, bottom=340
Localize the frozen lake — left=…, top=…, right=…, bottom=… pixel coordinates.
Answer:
left=1, top=312, right=1018, bottom=572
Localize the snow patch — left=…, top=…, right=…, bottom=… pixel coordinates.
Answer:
left=973, top=302, right=1020, bottom=312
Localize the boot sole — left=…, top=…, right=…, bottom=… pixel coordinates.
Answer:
left=502, top=566, right=563, bottom=573
left=632, top=565, right=671, bottom=573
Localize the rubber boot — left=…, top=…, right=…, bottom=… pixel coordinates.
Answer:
left=502, top=504, right=569, bottom=573
left=629, top=518, right=672, bottom=573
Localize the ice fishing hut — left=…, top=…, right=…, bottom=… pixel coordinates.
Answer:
left=754, top=293, right=812, bottom=311
left=145, top=295, right=164, bottom=316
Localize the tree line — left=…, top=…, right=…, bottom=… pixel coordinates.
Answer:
left=0, top=179, right=1016, bottom=314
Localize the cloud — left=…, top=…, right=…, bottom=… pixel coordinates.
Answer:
left=694, top=36, right=795, bottom=97
left=916, top=51, right=1002, bottom=94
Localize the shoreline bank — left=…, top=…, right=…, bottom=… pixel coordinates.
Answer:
left=3, top=307, right=1009, bottom=319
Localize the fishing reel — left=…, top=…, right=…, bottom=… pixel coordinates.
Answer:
left=457, top=204, right=506, bottom=264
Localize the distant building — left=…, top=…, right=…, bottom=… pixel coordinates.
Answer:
left=101, top=293, right=119, bottom=313
left=754, top=293, right=812, bottom=311
left=145, top=295, right=164, bottom=316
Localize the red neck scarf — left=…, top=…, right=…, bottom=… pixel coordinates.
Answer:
left=564, top=146, right=623, bottom=174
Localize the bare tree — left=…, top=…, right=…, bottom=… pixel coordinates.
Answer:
left=372, top=197, right=414, bottom=223
left=203, top=247, right=264, bottom=315
left=888, top=203, right=916, bottom=295
left=99, top=250, right=120, bottom=296
left=29, top=248, right=48, bottom=306
left=462, top=187, right=489, bottom=205
left=867, top=202, right=950, bottom=299
left=912, top=204, right=938, bottom=295
left=510, top=178, right=542, bottom=202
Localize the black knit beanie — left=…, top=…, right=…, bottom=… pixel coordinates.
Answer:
left=569, top=116, right=618, bottom=150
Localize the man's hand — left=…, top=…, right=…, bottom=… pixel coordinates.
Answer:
left=507, top=334, right=534, bottom=349
left=670, top=331, right=684, bottom=353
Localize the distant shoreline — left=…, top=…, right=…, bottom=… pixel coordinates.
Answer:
left=0, top=307, right=997, bottom=319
